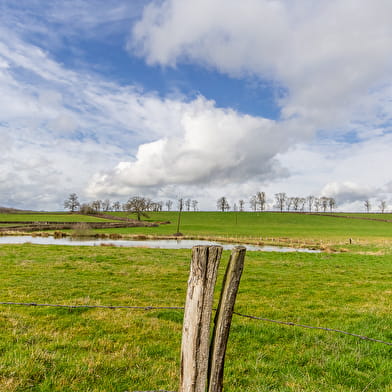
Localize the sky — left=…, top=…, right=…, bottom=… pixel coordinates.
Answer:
left=1, top=0, right=392, bottom=212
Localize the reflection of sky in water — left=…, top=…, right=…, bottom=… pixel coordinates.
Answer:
left=0, top=236, right=320, bottom=253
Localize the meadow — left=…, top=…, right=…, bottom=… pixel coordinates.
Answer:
left=91, top=211, right=392, bottom=252
left=0, top=211, right=391, bottom=391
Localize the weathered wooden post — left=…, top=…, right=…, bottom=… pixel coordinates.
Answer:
left=208, top=246, right=246, bottom=392
left=179, top=246, right=223, bottom=392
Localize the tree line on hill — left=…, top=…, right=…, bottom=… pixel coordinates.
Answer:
left=64, top=192, right=390, bottom=218
left=217, top=192, right=337, bottom=213
left=64, top=191, right=337, bottom=217
left=63, top=193, right=199, bottom=220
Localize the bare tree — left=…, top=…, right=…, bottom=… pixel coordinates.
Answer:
left=256, top=191, right=266, bottom=211
left=249, top=196, right=257, bottom=212
left=79, top=203, right=95, bottom=214
left=217, top=197, right=230, bottom=212
left=150, top=201, right=163, bottom=212
left=292, top=197, right=301, bottom=211
left=123, top=196, right=150, bottom=221
left=112, top=201, right=121, bottom=212
left=328, top=197, right=336, bottom=212
left=364, top=199, right=371, bottom=213
left=185, top=198, right=192, bottom=212
left=64, top=193, right=80, bottom=212
left=285, top=197, right=293, bottom=212
left=101, top=199, right=111, bottom=212
left=378, top=200, right=387, bottom=213
left=275, top=193, right=286, bottom=212
left=307, top=195, right=315, bottom=212
left=191, top=199, right=198, bottom=211
left=314, top=197, right=320, bottom=212
left=320, top=197, right=329, bottom=213
left=177, top=198, right=184, bottom=212
left=238, top=199, right=245, bottom=212
left=165, top=200, right=173, bottom=211
left=91, top=200, right=102, bottom=212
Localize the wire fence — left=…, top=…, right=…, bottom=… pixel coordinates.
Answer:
left=1, top=301, right=391, bottom=346
left=128, top=390, right=175, bottom=392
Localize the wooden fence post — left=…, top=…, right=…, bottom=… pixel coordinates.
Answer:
left=208, top=246, right=246, bottom=392
left=179, top=246, right=223, bottom=392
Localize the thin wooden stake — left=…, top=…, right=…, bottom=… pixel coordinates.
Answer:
left=208, top=246, right=246, bottom=392
left=179, top=246, right=223, bottom=392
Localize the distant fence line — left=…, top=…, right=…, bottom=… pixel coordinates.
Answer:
left=1, top=301, right=391, bottom=347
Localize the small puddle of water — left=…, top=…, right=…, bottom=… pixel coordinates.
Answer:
left=0, top=236, right=320, bottom=253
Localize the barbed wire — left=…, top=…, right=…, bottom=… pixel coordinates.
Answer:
left=0, top=302, right=183, bottom=311
left=129, top=390, right=176, bottom=392
left=1, top=301, right=391, bottom=346
left=232, top=311, right=392, bottom=346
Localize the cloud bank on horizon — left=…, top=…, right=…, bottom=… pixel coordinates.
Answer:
left=1, top=0, right=392, bottom=211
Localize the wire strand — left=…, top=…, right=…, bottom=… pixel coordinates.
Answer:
left=1, top=301, right=391, bottom=346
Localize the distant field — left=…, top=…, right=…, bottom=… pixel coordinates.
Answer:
left=92, top=211, right=392, bottom=244
left=1, top=211, right=392, bottom=249
left=0, top=244, right=390, bottom=391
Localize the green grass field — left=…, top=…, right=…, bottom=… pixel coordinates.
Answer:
left=2, top=211, right=392, bottom=246
left=0, top=211, right=391, bottom=391
left=0, top=244, right=391, bottom=391
left=89, top=211, right=392, bottom=250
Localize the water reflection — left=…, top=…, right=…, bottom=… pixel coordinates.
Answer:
left=0, top=236, right=320, bottom=253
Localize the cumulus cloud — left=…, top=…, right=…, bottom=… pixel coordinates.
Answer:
left=0, top=23, right=295, bottom=210
left=131, top=0, right=392, bottom=130
left=86, top=96, right=292, bottom=197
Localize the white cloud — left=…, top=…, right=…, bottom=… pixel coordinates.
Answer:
left=86, top=96, right=292, bottom=198
left=2, top=0, right=392, bottom=211
left=0, top=25, right=294, bottom=210
left=131, top=0, right=392, bottom=131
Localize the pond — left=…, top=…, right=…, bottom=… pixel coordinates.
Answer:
left=0, top=236, right=321, bottom=252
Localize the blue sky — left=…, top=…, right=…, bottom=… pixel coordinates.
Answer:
left=1, top=0, right=392, bottom=211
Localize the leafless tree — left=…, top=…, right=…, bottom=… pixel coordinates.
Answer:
left=256, top=191, right=266, bottom=211
left=249, top=196, right=257, bottom=212
left=320, top=197, right=329, bottom=213
left=238, top=199, right=245, bottom=212
left=102, top=199, right=111, bottom=212
left=378, top=200, right=387, bottom=213
left=292, top=197, right=302, bottom=211
left=217, top=197, right=230, bottom=212
left=285, top=197, right=293, bottom=212
left=165, top=200, right=173, bottom=211
left=275, top=193, right=287, bottom=212
left=364, top=199, right=371, bottom=213
left=314, top=197, right=320, bottom=212
left=328, top=197, right=336, bottom=212
left=185, top=198, right=192, bottom=211
left=150, top=201, right=163, bottom=212
left=79, top=203, right=95, bottom=214
left=123, top=196, right=150, bottom=221
left=307, top=195, right=315, bottom=212
left=177, top=198, right=184, bottom=212
left=112, top=201, right=121, bottom=212
left=64, top=193, right=80, bottom=212
left=191, top=199, right=198, bottom=211
left=91, top=200, right=102, bottom=212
